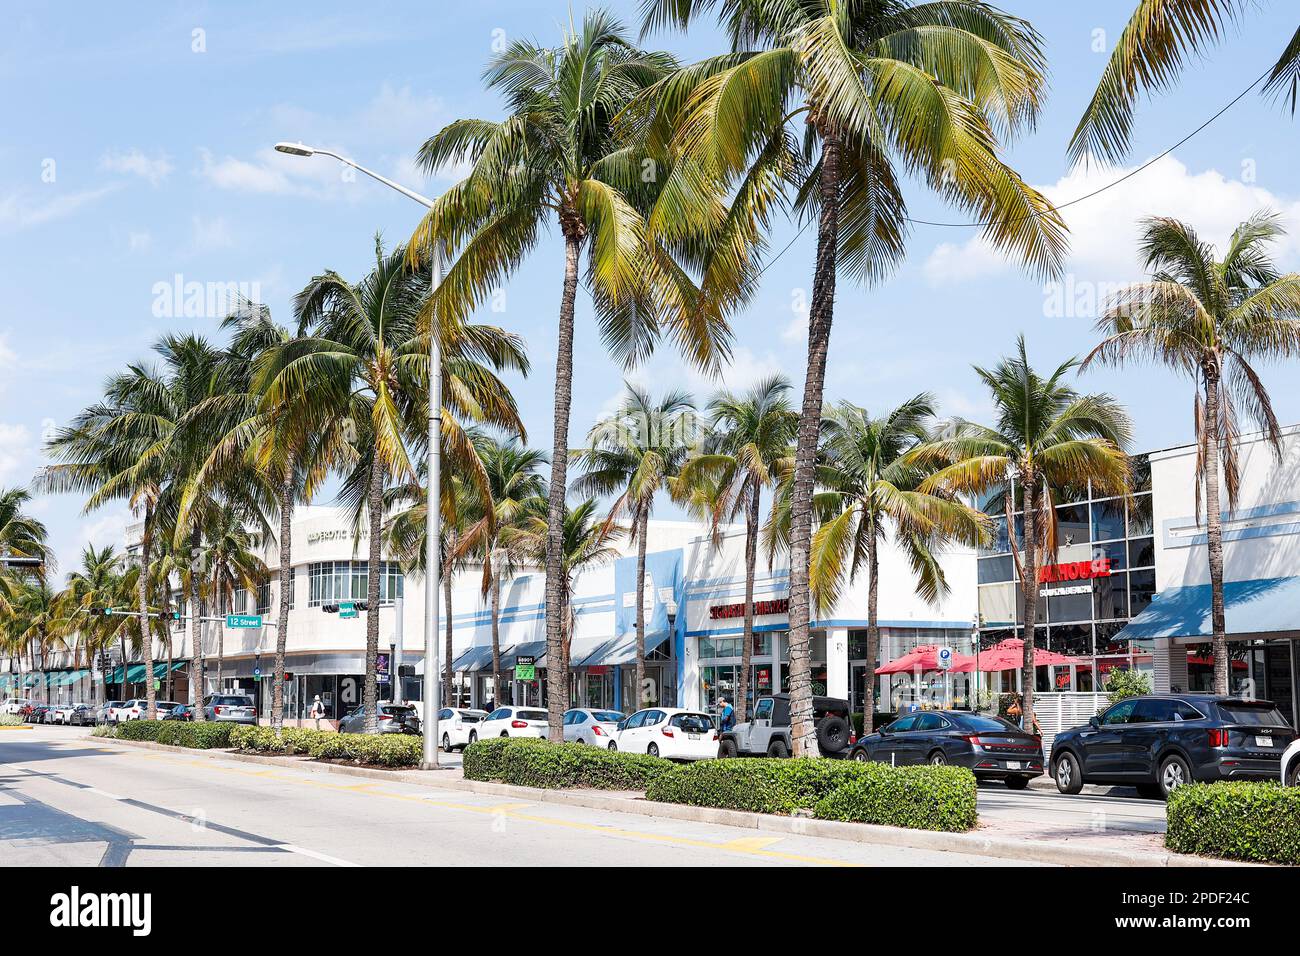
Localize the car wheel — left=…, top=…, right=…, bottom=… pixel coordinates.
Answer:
left=576, top=738, right=586, bottom=746
left=928, top=751, right=947, bottom=766
left=468, top=731, right=477, bottom=744
left=607, top=741, right=618, bottom=751
left=1158, top=755, right=1191, bottom=798
left=441, top=733, right=451, bottom=751
left=1054, top=751, right=1083, bottom=795
left=766, top=739, right=789, bottom=759
left=647, top=743, right=660, bottom=758
left=1289, top=760, right=1300, bottom=788
left=500, top=731, right=509, bottom=737
left=852, top=748, right=870, bottom=763
left=718, top=739, right=737, bottom=758
left=1004, top=776, right=1029, bottom=791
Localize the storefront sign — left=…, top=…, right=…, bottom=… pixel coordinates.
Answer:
left=1037, top=558, right=1111, bottom=584
left=708, top=597, right=789, bottom=620
left=516, top=655, right=536, bottom=681
left=307, top=528, right=353, bottom=545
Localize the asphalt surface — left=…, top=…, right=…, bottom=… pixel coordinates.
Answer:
left=0, top=725, right=1054, bottom=867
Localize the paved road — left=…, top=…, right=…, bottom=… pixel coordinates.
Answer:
left=0, top=726, right=1047, bottom=867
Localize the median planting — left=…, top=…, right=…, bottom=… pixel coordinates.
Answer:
left=97, top=719, right=235, bottom=749
left=463, top=737, right=675, bottom=790
left=1166, top=781, right=1300, bottom=865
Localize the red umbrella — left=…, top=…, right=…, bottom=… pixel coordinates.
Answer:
left=876, top=644, right=975, bottom=674
left=974, top=637, right=1080, bottom=671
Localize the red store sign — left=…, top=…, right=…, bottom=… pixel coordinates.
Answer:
left=709, top=597, right=790, bottom=620
left=1037, top=558, right=1112, bottom=584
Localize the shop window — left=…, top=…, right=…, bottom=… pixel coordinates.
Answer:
left=1128, top=494, right=1153, bottom=536
left=1093, top=572, right=1128, bottom=620
left=978, top=554, right=1016, bottom=584
left=308, top=561, right=403, bottom=607
left=1094, top=622, right=1128, bottom=656
left=978, top=582, right=1017, bottom=628
left=1056, top=503, right=1090, bottom=547
left=1128, top=536, right=1154, bottom=569
left=1045, top=588, right=1092, bottom=625
left=1049, top=624, right=1091, bottom=658
left=1091, top=539, right=1126, bottom=572
left=1090, top=498, right=1126, bottom=542
left=1129, top=569, right=1156, bottom=615
left=1130, top=455, right=1152, bottom=493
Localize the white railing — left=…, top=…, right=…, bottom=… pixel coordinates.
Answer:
left=1032, top=692, right=1108, bottom=755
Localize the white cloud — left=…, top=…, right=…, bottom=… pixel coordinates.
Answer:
left=100, top=148, right=173, bottom=185
left=0, top=184, right=119, bottom=233
left=190, top=215, right=233, bottom=251
left=921, top=155, right=1300, bottom=286
left=197, top=147, right=296, bottom=194
left=0, top=422, right=32, bottom=484
left=78, top=511, right=129, bottom=551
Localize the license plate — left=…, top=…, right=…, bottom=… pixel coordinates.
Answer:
left=1006, top=761, right=1021, bottom=770
left=1256, top=736, right=1274, bottom=748
left=688, top=733, right=700, bottom=740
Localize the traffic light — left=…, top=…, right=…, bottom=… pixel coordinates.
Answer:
left=89, top=607, right=115, bottom=616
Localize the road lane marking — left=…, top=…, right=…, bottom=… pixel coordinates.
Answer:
left=275, top=843, right=358, bottom=867
left=86, top=787, right=127, bottom=800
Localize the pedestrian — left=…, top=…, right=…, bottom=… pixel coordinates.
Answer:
left=1006, top=696, right=1042, bottom=736
left=310, top=694, right=325, bottom=731
left=718, top=696, right=735, bottom=732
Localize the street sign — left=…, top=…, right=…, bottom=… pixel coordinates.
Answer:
left=253, top=666, right=262, bottom=681
left=937, top=647, right=954, bottom=670
left=516, top=655, right=536, bottom=681
left=226, top=614, right=263, bottom=629
left=339, top=601, right=358, bottom=619
left=377, top=652, right=390, bottom=684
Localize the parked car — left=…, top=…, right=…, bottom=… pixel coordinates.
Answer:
left=117, top=698, right=180, bottom=721
left=476, top=706, right=549, bottom=740
left=338, top=702, right=421, bottom=735
left=162, top=704, right=193, bottom=721
left=719, top=693, right=855, bottom=758
left=98, top=700, right=126, bottom=724
left=202, top=695, right=257, bottom=725
left=847, top=710, right=1044, bottom=788
left=51, top=702, right=93, bottom=726
left=435, top=707, right=487, bottom=750
left=611, top=708, right=718, bottom=760
left=563, top=708, right=624, bottom=746
left=1282, top=738, right=1300, bottom=787
left=1, top=697, right=31, bottom=715
left=28, top=702, right=55, bottom=724
left=1051, top=694, right=1298, bottom=799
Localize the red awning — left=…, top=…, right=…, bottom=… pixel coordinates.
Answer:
left=876, top=644, right=976, bottom=675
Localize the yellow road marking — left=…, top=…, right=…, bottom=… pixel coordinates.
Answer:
left=106, top=746, right=857, bottom=866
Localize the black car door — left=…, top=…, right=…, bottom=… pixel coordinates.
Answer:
left=874, top=715, right=918, bottom=764
left=1083, top=699, right=1137, bottom=777
left=1119, top=698, right=1174, bottom=776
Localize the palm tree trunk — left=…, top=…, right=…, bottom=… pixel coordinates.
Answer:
left=443, top=558, right=454, bottom=708
left=634, top=506, right=648, bottom=710
left=544, top=226, right=582, bottom=742
left=138, top=505, right=157, bottom=719
left=490, top=549, right=502, bottom=708
left=737, top=487, right=759, bottom=724
left=1021, top=477, right=1040, bottom=731
left=363, top=460, right=385, bottom=734
left=188, top=535, right=204, bottom=719
left=1203, top=371, right=1230, bottom=694
left=788, top=129, right=844, bottom=756
left=864, top=524, right=880, bottom=734
left=214, top=571, right=224, bottom=694
left=272, top=467, right=294, bottom=731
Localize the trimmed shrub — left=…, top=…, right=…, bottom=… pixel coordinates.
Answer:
left=0, top=713, right=24, bottom=726
left=647, top=757, right=977, bottom=832
left=462, top=738, right=675, bottom=790
left=1166, top=781, right=1300, bottom=865
left=154, top=721, right=235, bottom=749
left=301, top=730, right=423, bottom=767
left=113, top=719, right=165, bottom=741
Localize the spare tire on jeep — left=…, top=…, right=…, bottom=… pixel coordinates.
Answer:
left=815, top=714, right=851, bottom=754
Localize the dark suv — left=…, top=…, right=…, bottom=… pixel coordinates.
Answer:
left=1051, top=694, right=1297, bottom=799
left=719, top=693, right=855, bottom=758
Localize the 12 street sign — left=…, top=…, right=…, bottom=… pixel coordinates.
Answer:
left=226, top=614, right=263, bottom=629
left=339, top=601, right=358, bottom=619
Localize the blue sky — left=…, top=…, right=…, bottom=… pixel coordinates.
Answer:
left=4, top=1, right=1299, bottom=578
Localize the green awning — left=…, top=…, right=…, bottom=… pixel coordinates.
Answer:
left=56, top=669, right=90, bottom=686
left=154, top=661, right=186, bottom=677
left=107, top=661, right=184, bottom=683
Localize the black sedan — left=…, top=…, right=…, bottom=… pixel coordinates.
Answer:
left=848, top=710, right=1044, bottom=789
left=162, top=704, right=193, bottom=721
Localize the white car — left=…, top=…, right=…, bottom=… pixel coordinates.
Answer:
left=2, top=697, right=31, bottom=715
left=118, top=699, right=180, bottom=720
left=1283, top=738, right=1300, bottom=787
left=435, top=707, right=488, bottom=751
left=476, top=706, right=549, bottom=740
left=51, top=702, right=92, bottom=726
left=611, top=708, right=719, bottom=761
left=563, top=708, right=624, bottom=746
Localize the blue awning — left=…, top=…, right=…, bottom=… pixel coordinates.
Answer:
left=451, top=644, right=498, bottom=672
left=575, top=629, right=670, bottom=667
left=501, top=641, right=546, bottom=669
left=1119, top=576, right=1300, bottom=640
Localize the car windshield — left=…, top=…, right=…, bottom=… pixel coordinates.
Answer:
left=383, top=706, right=416, bottom=716
left=950, top=713, right=1022, bottom=733
left=1218, top=703, right=1290, bottom=728
left=518, top=710, right=547, bottom=721
left=214, top=697, right=252, bottom=706
left=670, top=713, right=714, bottom=732
left=592, top=711, right=623, bottom=723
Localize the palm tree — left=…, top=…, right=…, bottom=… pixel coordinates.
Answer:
left=409, top=10, right=743, bottom=742
left=201, top=502, right=269, bottom=694
left=573, top=385, right=696, bottom=717
left=59, top=544, right=128, bottom=703
left=282, top=240, right=527, bottom=732
left=1069, top=1, right=1300, bottom=166
left=10, top=579, right=67, bottom=703
left=0, top=487, right=49, bottom=615
left=645, top=0, right=1067, bottom=754
left=807, top=395, right=989, bottom=732
left=910, top=337, right=1132, bottom=730
left=1082, top=212, right=1300, bottom=693
left=501, top=498, right=625, bottom=727
left=677, top=376, right=796, bottom=722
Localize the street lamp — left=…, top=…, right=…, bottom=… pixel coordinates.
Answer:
left=273, top=141, right=443, bottom=769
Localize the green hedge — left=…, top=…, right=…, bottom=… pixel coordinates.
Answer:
left=647, top=757, right=977, bottom=832
left=105, top=719, right=234, bottom=749
left=463, top=737, right=675, bottom=790
left=1166, top=781, right=1300, bottom=865
left=228, top=724, right=422, bottom=767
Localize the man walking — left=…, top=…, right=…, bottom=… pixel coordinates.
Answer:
left=310, top=694, right=326, bottom=730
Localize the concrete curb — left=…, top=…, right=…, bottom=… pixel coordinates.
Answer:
left=0, top=725, right=33, bottom=730
left=95, top=735, right=1247, bottom=867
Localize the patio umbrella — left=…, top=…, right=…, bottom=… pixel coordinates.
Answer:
left=876, top=644, right=976, bottom=674
left=974, top=638, right=1081, bottom=671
